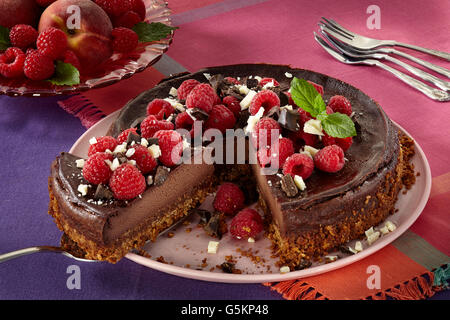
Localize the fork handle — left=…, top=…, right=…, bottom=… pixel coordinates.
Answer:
left=374, top=60, right=450, bottom=102
left=392, top=42, right=450, bottom=61
left=386, top=48, right=450, bottom=79
left=382, top=55, right=450, bottom=91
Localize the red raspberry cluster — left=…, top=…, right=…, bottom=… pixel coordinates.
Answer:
left=82, top=129, right=160, bottom=200
left=212, top=182, right=264, bottom=240
left=249, top=78, right=354, bottom=183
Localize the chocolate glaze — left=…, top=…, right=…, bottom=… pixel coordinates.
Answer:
left=51, top=63, right=398, bottom=246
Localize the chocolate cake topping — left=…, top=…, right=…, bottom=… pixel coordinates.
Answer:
left=154, top=166, right=170, bottom=186
left=278, top=108, right=300, bottom=131
left=126, top=132, right=141, bottom=145
left=280, top=174, right=298, bottom=197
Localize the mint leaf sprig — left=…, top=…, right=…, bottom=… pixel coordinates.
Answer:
left=132, top=22, right=178, bottom=43
left=290, top=77, right=356, bottom=138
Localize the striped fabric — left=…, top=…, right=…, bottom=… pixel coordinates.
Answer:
left=58, top=0, right=450, bottom=299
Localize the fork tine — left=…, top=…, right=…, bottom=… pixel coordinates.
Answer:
left=313, top=32, right=348, bottom=63
left=325, top=18, right=357, bottom=38
left=319, top=23, right=354, bottom=44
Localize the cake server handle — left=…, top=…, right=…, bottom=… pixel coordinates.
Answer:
left=0, top=246, right=100, bottom=263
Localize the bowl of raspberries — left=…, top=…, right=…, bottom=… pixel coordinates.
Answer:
left=0, top=0, right=176, bottom=96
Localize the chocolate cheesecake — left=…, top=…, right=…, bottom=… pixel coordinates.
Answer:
left=48, top=63, right=415, bottom=266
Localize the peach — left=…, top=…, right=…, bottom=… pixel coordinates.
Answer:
left=0, top=0, right=40, bottom=28
left=38, top=0, right=113, bottom=74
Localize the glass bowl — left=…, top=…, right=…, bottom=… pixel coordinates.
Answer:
left=0, top=0, right=174, bottom=97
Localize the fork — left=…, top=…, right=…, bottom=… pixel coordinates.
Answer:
left=320, top=30, right=450, bottom=92
left=320, top=18, right=450, bottom=79
left=320, top=17, right=450, bottom=61
left=314, top=32, right=450, bottom=102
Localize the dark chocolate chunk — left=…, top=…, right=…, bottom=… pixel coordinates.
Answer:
left=187, top=107, right=209, bottom=122
left=94, top=184, right=114, bottom=200
left=193, top=208, right=212, bottom=225
left=208, top=74, right=225, bottom=94
left=204, top=213, right=223, bottom=239
left=220, top=262, right=235, bottom=274
left=126, top=132, right=141, bottom=146
left=246, top=77, right=259, bottom=89
left=154, top=166, right=170, bottom=186
left=266, top=106, right=280, bottom=120
left=339, top=245, right=356, bottom=255
left=280, top=174, right=298, bottom=197
left=278, top=108, right=300, bottom=132
left=293, top=259, right=312, bottom=270
left=117, top=155, right=128, bottom=164
left=146, top=137, right=159, bottom=146
left=279, top=91, right=289, bottom=106
left=130, top=116, right=146, bottom=131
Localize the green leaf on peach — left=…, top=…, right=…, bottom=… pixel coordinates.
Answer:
left=0, top=26, right=10, bottom=51
left=48, top=61, right=80, bottom=86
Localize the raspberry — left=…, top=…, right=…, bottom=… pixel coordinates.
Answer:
left=328, top=95, right=352, bottom=116
left=288, top=130, right=318, bottom=150
left=307, top=80, right=324, bottom=96
left=249, top=90, right=280, bottom=116
left=175, top=111, right=202, bottom=138
left=205, top=104, right=236, bottom=133
left=62, top=50, right=81, bottom=70
left=230, top=208, right=264, bottom=240
left=0, top=47, right=25, bottom=79
left=111, top=27, right=139, bottom=53
left=222, top=95, right=241, bottom=118
left=259, top=77, right=280, bottom=87
left=213, top=182, right=245, bottom=216
left=23, top=50, right=54, bottom=80
left=131, top=0, right=146, bottom=20
left=250, top=117, right=280, bottom=149
left=117, top=128, right=138, bottom=144
left=146, top=99, right=174, bottom=120
left=282, top=153, right=314, bottom=180
left=82, top=152, right=113, bottom=185
left=177, top=79, right=200, bottom=100
left=257, top=147, right=271, bottom=168
left=140, top=115, right=174, bottom=139
left=95, top=0, right=133, bottom=17
left=224, top=76, right=240, bottom=85
left=322, top=134, right=353, bottom=152
left=314, top=145, right=345, bottom=173
left=153, top=130, right=183, bottom=167
left=37, top=27, right=68, bottom=60
left=9, top=24, right=38, bottom=49
left=88, top=136, right=119, bottom=157
left=36, top=0, right=57, bottom=6
left=185, top=83, right=217, bottom=114
left=129, top=144, right=157, bottom=174
left=298, top=108, right=313, bottom=125
left=109, top=163, right=146, bottom=200
left=269, top=137, right=295, bottom=169
left=113, top=11, right=142, bottom=28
